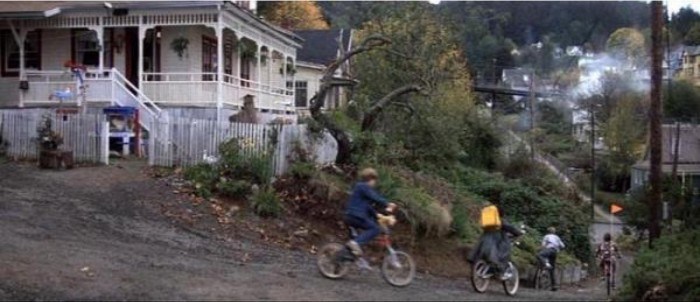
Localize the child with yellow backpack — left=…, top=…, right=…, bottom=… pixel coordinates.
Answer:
left=468, top=203, right=523, bottom=280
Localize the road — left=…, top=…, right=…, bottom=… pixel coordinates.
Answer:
left=0, top=162, right=608, bottom=300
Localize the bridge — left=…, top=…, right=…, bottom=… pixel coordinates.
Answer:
left=473, top=84, right=563, bottom=98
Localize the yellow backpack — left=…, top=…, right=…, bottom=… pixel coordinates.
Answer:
left=480, top=205, right=502, bottom=230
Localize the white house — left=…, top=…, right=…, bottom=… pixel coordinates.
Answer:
left=0, top=1, right=301, bottom=126
left=292, top=29, right=354, bottom=114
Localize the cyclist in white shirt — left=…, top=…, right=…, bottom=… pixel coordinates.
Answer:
left=537, top=227, right=565, bottom=291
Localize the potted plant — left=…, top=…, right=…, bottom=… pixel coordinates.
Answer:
left=279, top=62, right=296, bottom=75
left=239, top=40, right=257, bottom=61
left=170, top=36, right=190, bottom=59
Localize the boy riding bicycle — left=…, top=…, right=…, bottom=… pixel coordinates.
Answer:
left=596, top=233, right=621, bottom=289
left=344, top=168, right=396, bottom=257
left=537, top=227, right=565, bottom=291
left=468, top=204, right=523, bottom=281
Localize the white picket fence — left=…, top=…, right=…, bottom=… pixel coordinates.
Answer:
left=148, top=117, right=338, bottom=175
left=0, top=109, right=109, bottom=164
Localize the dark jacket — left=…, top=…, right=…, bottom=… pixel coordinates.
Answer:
left=345, top=182, right=389, bottom=219
left=468, top=221, right=522, bottom=271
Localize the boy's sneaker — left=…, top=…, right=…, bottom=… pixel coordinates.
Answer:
left=544, top=262, right=553, bottom=270
left=346, top=240, right=363, bottom=256
left=500, top=267, right=513, bottom=281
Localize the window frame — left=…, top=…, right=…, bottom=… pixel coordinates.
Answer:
left=293, top=80, right=308, bottom=108
left=1, top=29, right=42, bottom=77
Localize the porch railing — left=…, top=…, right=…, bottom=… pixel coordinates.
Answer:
left=24, top=70, right=112, bottom=104
left=143, top=72, right=294, bottom=112
left=22, top=69, right=164, bottom=132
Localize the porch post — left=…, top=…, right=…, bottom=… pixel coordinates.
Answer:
left=7, top=21, right=27, bottom=107
left=88, top=23, right=105, bottom=74
left=256, top=43, right=262, bottom=106
left=235, top=33, right=241, bottom=108
left=282, top=55, right=288, bottom=90
left=138, top=26, right=149, bottom=89
left=216, top=22, right=224, bottom=123
left=96, top=27, right=104, bottom=74
left=268, top=48, right=273, bottom=94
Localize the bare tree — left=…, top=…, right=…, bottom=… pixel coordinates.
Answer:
left=308, top=34, right=423, bottom=165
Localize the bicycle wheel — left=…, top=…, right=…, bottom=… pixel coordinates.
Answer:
left=502, top=262, right=520, bottom=296
left=470, top=260, right=491, bottom=293
left=317, top=243, right=351, bottom=279
left=535, top=267, right=552, bottom=290
left=381, top=251, right=416, bottom=287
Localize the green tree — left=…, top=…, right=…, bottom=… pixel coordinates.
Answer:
left=600, top=95, right=648, bottom=191
left=607, top=28, right=646, bottom=68
left=671, top=6, right=700, bottom=40
left=664, top=80, right=700, bottom=122
left=684, top=23, right=700, bottom=45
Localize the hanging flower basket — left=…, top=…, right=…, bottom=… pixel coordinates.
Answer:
left=170, top=37, right=190, bottom=59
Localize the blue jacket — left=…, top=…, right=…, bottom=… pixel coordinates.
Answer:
left=345, top=182, right=389, bottom=219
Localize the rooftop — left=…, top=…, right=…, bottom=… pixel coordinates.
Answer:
left=294, top=29, right=352, bottom=66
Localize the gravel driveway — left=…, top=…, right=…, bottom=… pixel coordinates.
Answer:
left=0, top=161, right=607, bottom=301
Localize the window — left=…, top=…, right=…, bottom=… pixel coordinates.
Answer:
left=73, top=29, right=100, bottom=67
left=202, top=36, right=217, bottom=81
left=2, top=30, right=41, bottom=76
left=293, top=81, right=308, bottom=107
left=240, top=58, right=251, bottom=86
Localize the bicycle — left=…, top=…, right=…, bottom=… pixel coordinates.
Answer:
left=470, top=234, right=522, bottom=296
left=601, top=255, right=619, bottom=296
left=316, top=213, right=416, bottom=287
left=534, top=261, right=553, bottom=291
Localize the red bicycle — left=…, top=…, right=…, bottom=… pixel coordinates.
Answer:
left=316, top=214, right=416, bottom=287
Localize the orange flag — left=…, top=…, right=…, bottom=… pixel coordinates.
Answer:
left=611, top=203, right=623, bottom=214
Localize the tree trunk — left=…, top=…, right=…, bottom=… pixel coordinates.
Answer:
left=307, top=35, right=392, bottom=165
left=648, top=0, right=664, bottom=247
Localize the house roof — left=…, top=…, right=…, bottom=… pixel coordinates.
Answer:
left=294, top=29, right=352, bottom=66
left=0, top=1, right=302, bottom=47
left=635, top=124, right=700, bottom=172
left=682, top=45, right=700, bottom=56
left=632, top=162, right=700, bottom=174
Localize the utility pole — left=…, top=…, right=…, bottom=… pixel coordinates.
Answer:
left=649, top=0, right=664, bottom=247
left=529, top=70, right=535, bottom=159
left=590, top=101, right=596, bottom=220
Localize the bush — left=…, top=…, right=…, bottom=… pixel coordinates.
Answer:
left=288, top=161, right=316, bottom=180
left=183, top=163, right=219, bottom=199
left=618, top=230, right=700, bottom=301
left=216, top=179, right=251, bottom=199
left=218, top=138, right=273, bottom=186
left=251, top=186, right=282, bottom=217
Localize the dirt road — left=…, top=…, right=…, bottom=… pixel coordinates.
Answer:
left=0, top=161, right=606, bottom=301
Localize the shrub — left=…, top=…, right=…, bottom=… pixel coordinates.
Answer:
left=251, top=186, right=282, bottom=217
left=288, top=161, right=316, bottom=180
left=183, top=163, right=219, bottom=199
left=618, top=230, right=700, bottom=301
left=218, top=138, right=273, bottom=186
left=216, top=179, right=251, bottom=199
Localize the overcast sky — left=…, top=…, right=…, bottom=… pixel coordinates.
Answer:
left=665, top=0, right=700, bottom=13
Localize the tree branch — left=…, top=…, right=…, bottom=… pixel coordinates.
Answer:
left=309, top=34, right=391, bottom=114
left=361, top=84, right=423, bottom=131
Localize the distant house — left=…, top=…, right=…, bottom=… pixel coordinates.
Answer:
left=679, top=46, right=700, bottom=87
left=631, top=124, right=700, bottom=204
left=292, top=29, right=354, bottom=114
